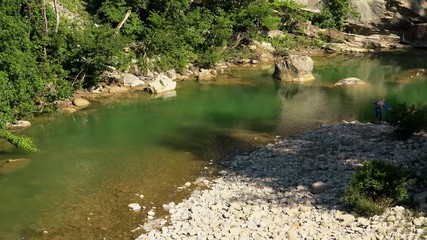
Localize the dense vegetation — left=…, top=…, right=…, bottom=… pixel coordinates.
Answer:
left=343, top=160, right=410, bottom=217
left=0, top=0, right=354, bottom=150
left=389, top=103, right=427, bottom=140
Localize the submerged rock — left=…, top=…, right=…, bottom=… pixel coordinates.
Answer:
left=0, top=158, right=31, bottom=174
left=334, top=77, right=368, bottom=87
left=390, top=68, right=426, bottom=83
left=123, top=73, right=144, bottom=87
left=62, top=107, right=77, bottom=114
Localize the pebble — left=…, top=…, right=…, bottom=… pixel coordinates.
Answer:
left=137, top=123, right=427, bottom=239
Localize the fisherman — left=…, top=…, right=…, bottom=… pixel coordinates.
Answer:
left=373, top=99, right=391, bottom=123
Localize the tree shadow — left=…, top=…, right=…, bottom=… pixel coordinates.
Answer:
left=160, top=119, right=427, bottom=217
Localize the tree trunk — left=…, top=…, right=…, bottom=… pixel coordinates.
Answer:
left=54, top=0, right=60, bottom=33
left=42, top=0, right=49, bottom=37
left=116, top=10, right=132, bottom=31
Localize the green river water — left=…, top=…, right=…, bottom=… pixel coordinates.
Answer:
left=1, top=50, right=427, bottom=239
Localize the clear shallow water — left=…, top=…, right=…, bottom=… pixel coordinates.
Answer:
left=0, top=50, right=426, bottom=239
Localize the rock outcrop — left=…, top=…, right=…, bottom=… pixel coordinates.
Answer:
left=272, top=55, right=315, bottom=82
left=144, top=74, right=177, bottom=94
left=402, top=23, right=427, bottom=48
left=123, top=73, right=144, bottom=87
left=294, top=0, right=427, bottom=46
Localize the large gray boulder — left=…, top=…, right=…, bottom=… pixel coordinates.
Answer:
left=402, top=23, right=427, bottom=48
left=272, top=55, right=315, bottom=82
left=144, top=74, right=177, bottom=94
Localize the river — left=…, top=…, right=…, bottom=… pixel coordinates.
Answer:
left=0, top=50, right=426, bottom=239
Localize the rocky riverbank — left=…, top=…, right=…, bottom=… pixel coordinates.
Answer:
left=136, top=122, right=427, bottom=240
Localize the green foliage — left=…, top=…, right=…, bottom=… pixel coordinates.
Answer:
left=235, top=1, right=282, bottom=37
left=0, top=129, right=38, bottom=152
left=343, top=160, right=410, bottom=217
left=269, top=33, right=323, bottom=56
left=277, top=0, right=312, bottom=33
left=312, top=0, right=356, bottom=30
left=388, top=103, right=427, bottom=140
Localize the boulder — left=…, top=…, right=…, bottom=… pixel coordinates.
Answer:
left=144, top=74, right=177, bottom=94
left=7, top=120, right=31, bottom=130
left=128, top=203, right=142, bottom=212
left=260, top=42, right=276, bottom=52
left=108, top=85, right=129, bottom=94
left=334, top=77, right=368, bottom=86
left=310, top=181, right=330, bottom=194
left=166, top=69, right=177, bottom=80
left=402, top=23, right=427, bottom=48
left=197, top=69, right=217, bottom=81
left=267, top=30, right=285, bottom=39
left=73, top=97, right=90, bottom=108
left=123, top=73, right=144, bottom=87
left=272, top=55, right=315, bottom=82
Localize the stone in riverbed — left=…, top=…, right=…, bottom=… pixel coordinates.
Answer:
left=309, top=181, right=329, bottom=194
left=128, top=203, right=141, bottom=212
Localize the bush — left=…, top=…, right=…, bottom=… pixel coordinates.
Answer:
left=343, top=160, right=410, bottom=217
left=312, top=0, right=357, bottom=30
left=388, top=103, right=427, bottom=140
left=0, top=129, right=38, bottom=152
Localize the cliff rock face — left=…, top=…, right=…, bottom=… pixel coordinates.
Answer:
left=294, top=0, right=427, bottom=37
left=402, top=23, right=427, bottom=47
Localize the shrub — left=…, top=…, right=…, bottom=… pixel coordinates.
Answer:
left=388, top=103, right=427, bottom=140
left=312, top=0, right=357, bottom=30
left=0, top=129, right=38, bottom=152
left=343, top=160, right=410, bottom=217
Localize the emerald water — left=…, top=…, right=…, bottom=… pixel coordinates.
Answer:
left=1, top=50, right=426, bottom=239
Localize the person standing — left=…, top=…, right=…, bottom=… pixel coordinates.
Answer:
left=373, top=99, right=391, bottom=123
